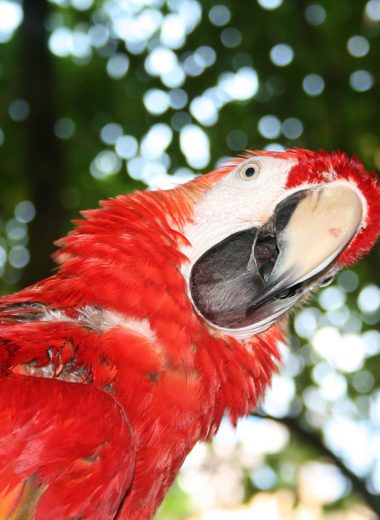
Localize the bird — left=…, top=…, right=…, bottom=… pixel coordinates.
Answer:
left=0, top=148, right=379, bottom=519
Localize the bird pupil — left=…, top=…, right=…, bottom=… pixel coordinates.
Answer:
left=245, top=167, right=256, bottom=177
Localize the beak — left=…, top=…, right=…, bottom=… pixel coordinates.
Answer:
left=247, top=183, right=363, bottom=309
left=190, top=182, right=364, bottom=334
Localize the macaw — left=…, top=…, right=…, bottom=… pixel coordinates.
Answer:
left=0, top=148, right=379, bottom=519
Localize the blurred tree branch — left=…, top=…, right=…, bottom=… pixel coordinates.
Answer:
left=255, top=413, right=380, bottom=515
left=19, top=0, right=66, bottom=286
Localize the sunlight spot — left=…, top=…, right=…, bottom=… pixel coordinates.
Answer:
left=358, top=285, right=380, bottom=313
left=312, top=327, right=365, bottom=373
left=312, top=362, right=331, bottom=384
left=161, top=65, right=186, bottom=88
left=264, top=143, right=285, bottom=151
left=251, top=465, right=277, bottom=490
left=263, top=375, right=295, bottom=417
left=362, top=330, right=380, bottom=356
left=294, top=308, right=319, bottom=339
left=347, top=35, right=370, bottom=57
left=212, top=418, right=238, bottom=457
left=270, top=44, right=294, bottom=66
left=282, top=117, right=303, bottom=139
left=127, top=156, right=145, bottom=180
left=141, top=124, right=173, bottom=159
left=140, top=162, right=173, bottom=189
left=0, top=246, right=6, bottom=268
left=257, top=0, right=283, bottom=10
left=9, top=99, right=29, bottom=122
left=0, top=1, right=23, bottom=43
left=9, top=245, right=30, bottom=268
left=365, top=0, right=380, bottom=22
left=49, top=27, right=72, bottom=57
left=100, top=123, right=123, bottom=145
left=173, top=167, right=197, bottom=184
left=258, top=115, right=281, bottom=139
left=171, top=111, right=192, bottom=131
left=303, top=386, right=326, bottom=414
left=352, top=370, right=374, bottom=393
left=71, top=30, right=91, bottom=59
left=221, top=28, right=242, bottom=49
left=88, top=24, right=109, bottom=48
left=237, top=417, right=289, bottom=455
left=209, top=5, right=231, bottom=26
left=160, top=13, right=186, bottom=49
left=183, top=55, right=204, bottom=76
left=144, top=89, right=170, bottom=115
left=173, top=0, right=202, bottom=33
left=71, top=0, right=93, bottom=10
left=90, top=150, right=121, bottom=179
left=107, top=53, right=129, bottom=79
left=169, top=88, right=188, bottom=109
left=6, top=219, right=26, bottom=241
left=180, top=124, right=210, bottom=169
left=15, top=201, right=35, bottom=223
left=219, top=67, right=259, bottom=100
left=326, top=306, right=350, bottom=328
left=319, top=286, right=346, bottom=311
left=54, top=117, right=75, bottom=139
left=194, top=46, right=217, bottom=67
left=370, top=460, right=380, bottom=493
left=300, top=463, right=347, bottom=504
left=303, top=73, right=325, bottom=96
left=145, top=46, right=178, bottom=76
left=350, top=70, right=374, bottom=91
left=305, top=4, right=326, bottom=25
left=319, top=371, right=347, bottom=401
left=337, top=270, right=359, bottom=292
left=226, top=129, right=248, bottom=151
left=190, top=96, right=218, bottom=126
left=324, top=416, right=372, bottom=476
left=182, top=442, right=209, bottom=471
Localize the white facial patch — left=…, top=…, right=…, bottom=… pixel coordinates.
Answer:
left=181, top=156, right=295, bottom=279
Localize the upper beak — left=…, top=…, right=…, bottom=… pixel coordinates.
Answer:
left=190, top=182, right=364, bottom=334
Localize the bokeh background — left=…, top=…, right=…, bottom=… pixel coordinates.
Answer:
left=1, top=0, right=380, bottom=518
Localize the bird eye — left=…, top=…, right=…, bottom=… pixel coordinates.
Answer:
left=239, top=162, right=260, bottom=181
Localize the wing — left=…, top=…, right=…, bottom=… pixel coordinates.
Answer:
left=0, top=374, right=135, bottom=520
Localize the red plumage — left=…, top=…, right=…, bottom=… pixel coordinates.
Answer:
left=0, top=149, right=379, bottom=519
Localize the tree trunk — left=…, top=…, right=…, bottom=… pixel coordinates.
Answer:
left=19, top=0, right=66, bottom=286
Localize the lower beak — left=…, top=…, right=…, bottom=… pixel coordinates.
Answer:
left=190, top=182, right=364, bottom=334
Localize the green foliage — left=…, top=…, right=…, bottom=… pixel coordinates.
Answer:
left=156, top=482, right=193, bottom=520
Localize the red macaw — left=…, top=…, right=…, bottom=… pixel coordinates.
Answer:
left=0, top=149, right=379, bottom=519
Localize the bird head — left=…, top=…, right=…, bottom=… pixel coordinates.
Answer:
left=178, top=149, right=380, bottom=340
